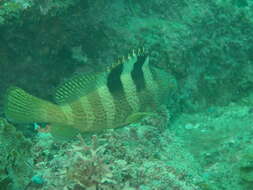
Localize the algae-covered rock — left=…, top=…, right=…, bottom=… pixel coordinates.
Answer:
left=239, top=147, right=253, bottom=183
left=0, top=118, right=33, bottom=190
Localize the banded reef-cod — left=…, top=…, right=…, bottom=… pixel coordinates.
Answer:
left=4, top=49, right=176, bottom=138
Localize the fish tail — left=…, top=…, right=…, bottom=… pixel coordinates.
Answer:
left=4, top=87, right=66, bottom=124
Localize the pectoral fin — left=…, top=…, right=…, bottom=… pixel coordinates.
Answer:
left=49, top=124, right=80, bottom=140
left=124, top=112, right=154, bottom=125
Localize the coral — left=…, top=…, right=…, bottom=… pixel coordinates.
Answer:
left=101, top=126, right=202, bottom=190
left=172, top=103, right=253, bottom=189
left=28, top=133, right=134, bottom=190
left=64, top=135, right=116, bottom=189
left=238, top=146, right=253, bottom=189
left=27, top=121, right=203, bottom=190
left=1, top=1, right=253, bottom=190
left=0, top=0, right=31, bottom=24
left=0, top=0, right=78, bottom=25
left=0, top=118, right=33, bottom=190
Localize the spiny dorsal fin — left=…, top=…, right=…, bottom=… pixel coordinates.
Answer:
left=105, top=48, right=147, bottom=94
left=55, top=48, right=147, bottom=104
left=105, top=47, right=146, bottom=73
left=55, top=71, right=104, bottom=104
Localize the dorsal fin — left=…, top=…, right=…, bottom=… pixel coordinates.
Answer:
left=55, top=71, right=103, bottom=104
left=55, top=48, right=147, bottom=104
left=105, top=48, right=146, bottom=72
left=105, top=48, right=147, bottom=94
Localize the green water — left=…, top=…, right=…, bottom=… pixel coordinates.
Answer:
left=0, top=0, right=253, bottom=189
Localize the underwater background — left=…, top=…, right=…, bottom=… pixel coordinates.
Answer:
left=1, top=0, right=253, bottom=189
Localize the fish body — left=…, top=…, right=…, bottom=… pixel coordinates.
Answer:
left=4, top=49, right=175, bottom=136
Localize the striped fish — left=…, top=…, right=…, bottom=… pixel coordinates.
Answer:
left=4, top=49, right=175, bottom=138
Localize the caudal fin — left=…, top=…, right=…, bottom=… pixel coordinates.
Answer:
left=4, top=87, right=65, bottom=124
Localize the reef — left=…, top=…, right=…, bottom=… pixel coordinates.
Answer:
left=1, top=0, right=253, bottom=190
left=0, top=118, right=33, bottom=190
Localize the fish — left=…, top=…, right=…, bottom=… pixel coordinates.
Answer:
left=4, top=49, right=176, bottom=138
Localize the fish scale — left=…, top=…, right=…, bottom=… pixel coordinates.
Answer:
left=4, top=49, right=174, bottom=138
